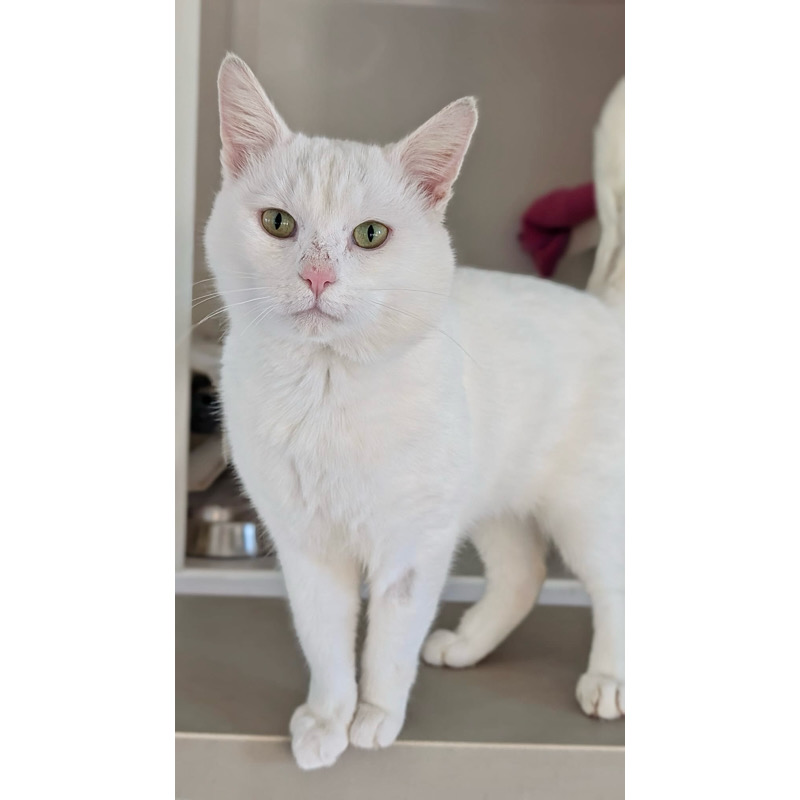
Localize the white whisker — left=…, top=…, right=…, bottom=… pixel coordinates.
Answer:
left=365, top=287, right=452, bottom=299
left=191, top=285, right=280, bottom=308
left=176, top=294, right=280, bottom=346
left=239, top=300, right=279, bottom=337
left=366, top=299, right=479, bottom=367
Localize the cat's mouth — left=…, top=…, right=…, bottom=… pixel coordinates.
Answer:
left=293, top=305, right=339, bottom=322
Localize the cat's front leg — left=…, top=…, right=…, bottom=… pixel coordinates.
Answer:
left=278, top=543, right=361, bottom=770
left=349, top=534, right=457, bottom=750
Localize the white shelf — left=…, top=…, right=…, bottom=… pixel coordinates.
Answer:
left=175, top=564, right=590, bottom=606
left=177, top=517, right=590, bottom=606
left=177, top=596, right=622, bottom=798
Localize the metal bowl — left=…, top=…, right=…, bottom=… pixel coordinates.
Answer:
left=186, top=504, right=269, bottom=558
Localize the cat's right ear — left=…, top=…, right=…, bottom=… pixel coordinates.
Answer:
left=217, top=54, right=290, bottom=179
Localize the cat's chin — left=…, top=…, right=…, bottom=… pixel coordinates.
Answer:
left=291, top=306, right=343, bottom=339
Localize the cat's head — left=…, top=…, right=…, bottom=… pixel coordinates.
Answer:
left=205, top=54, right=477, bottom=361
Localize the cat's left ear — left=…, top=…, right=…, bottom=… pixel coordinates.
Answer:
left=389, top=97, right=478, bottom=213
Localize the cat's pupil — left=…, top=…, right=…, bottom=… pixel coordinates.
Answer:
left=368, top=224, right=375, bottom=242
left=274, top=212, right=282, bottom=229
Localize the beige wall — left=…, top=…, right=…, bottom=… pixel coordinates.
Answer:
left=192, top=0, right=624, bottom=335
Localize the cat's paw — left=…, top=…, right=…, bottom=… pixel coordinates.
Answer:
left=576, top=673, right=625, bottom=720
left=348, top=701, right=404, bottom=750
left=289, top=704, right=349, bottom=770
left=422, top=628, right=482, bottom=668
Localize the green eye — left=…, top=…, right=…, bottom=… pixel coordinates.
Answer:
left=261, top=208, right=296, bottom=238
left=353, top=221, right=389, bottom=249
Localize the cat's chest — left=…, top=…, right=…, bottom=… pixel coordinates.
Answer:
left=222, top=350, right=434, bottom=529
left=256, top=363, right=390, bottom=461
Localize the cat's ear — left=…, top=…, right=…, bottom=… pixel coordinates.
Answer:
left=217, top=53, right=290, bottom=179
left=390, top=97, right=478, bottom=212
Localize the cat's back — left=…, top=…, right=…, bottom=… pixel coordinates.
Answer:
left=452, top=266, right=622, bottom=357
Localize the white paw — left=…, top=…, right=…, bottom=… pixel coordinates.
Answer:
left=289, top=704, right=349, bottom=770
left=348, top=701, right=405, bottom=749
left=422, top=628, right=482, bottom=668
left=576, top=673, right=625, bottom=720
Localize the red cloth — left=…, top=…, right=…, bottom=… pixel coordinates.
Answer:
left=518, top=182, right=596, bottom=277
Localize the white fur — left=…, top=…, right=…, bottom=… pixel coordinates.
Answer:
left=587, top=78, right=625, bottom=315
left=205, top=55, right=625, bottom=770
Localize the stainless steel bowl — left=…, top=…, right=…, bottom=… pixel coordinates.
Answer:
left=186, top=504, right=269, bottom=558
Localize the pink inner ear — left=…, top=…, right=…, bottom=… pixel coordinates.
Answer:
left=218, top=56, right=288, bottom=178
left=396, top=98, right=477, bottom=210
left=408, top=142, right=467, bottom=206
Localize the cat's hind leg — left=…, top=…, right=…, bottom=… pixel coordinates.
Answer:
left=422, top=515, right=547, bottom=668
left=544, top=484, right=625, bottom=720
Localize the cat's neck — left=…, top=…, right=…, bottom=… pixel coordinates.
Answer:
left=228, top=317, right=446, bottom=373
left=226, top=324, right=447, bottom=397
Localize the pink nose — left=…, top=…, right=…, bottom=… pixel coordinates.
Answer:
left=301, top=264, right=336, bottom=299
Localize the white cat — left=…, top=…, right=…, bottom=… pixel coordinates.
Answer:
left=205, top=54, right=624, bottom=771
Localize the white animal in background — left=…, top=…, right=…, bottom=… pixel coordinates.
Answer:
left=587, top=78, right=625, bottom=315
left=205, top=54, right=624, bottom=771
